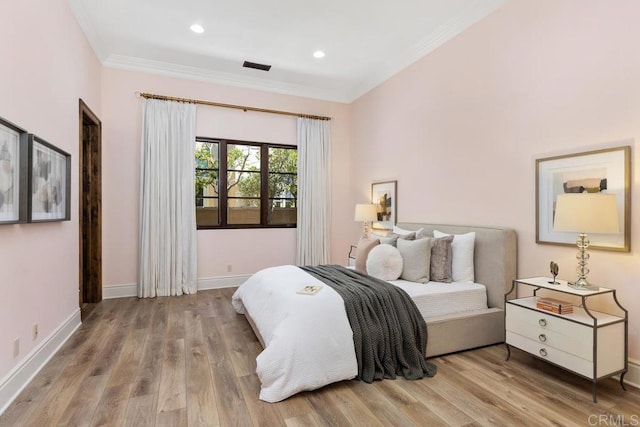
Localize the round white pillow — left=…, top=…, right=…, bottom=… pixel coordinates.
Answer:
left=366, top=244, right=403, bottom=281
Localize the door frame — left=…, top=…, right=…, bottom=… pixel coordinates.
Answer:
left=79, top=99, right=102, bottom=306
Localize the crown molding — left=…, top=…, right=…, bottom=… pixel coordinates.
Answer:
left=103, top=55, right=351, bottom=104
left=72, top=0, right=505, bottom=104
left=346, top=0, right=506, bottom=101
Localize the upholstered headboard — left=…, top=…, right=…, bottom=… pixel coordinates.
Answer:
left=395, top=223, right=517, bottom=309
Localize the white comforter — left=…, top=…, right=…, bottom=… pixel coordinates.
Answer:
left=231, top=265, right=357, bottom=402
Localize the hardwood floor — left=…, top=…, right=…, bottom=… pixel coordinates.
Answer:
left=1, top=288, right=638, bottom=426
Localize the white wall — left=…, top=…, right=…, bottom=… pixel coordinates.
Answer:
left=351, top=0, right=640, bottom=359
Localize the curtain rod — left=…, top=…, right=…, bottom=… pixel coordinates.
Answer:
left=136, top=91, right=331, bottom=121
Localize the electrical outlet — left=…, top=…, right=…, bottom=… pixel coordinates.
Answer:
left=13, top=338, right=19, bottom=358
left=227, top=264, right=233, bottom=272
left=32, top=323, right=38, bottom=340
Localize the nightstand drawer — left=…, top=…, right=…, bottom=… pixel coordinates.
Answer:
left=506, top=277, right=628, bottom=403
left=506, top=303, right=591, bottom=341
left=506, top=316, right=592, bottom=359
left=506, top=331, right=592, bottom=378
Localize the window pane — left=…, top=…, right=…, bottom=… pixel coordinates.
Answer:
left=196, top=139, right=297, bottom=228
left=195, top=141, right=218, bottom=169
left=228, top=198, right=260, bottom=224
left=228, top=171, right=260, bottom=197
left=268, top=173, right=296, bottom=199
left=228, top=144, right=260, bottom=171
left=196, top=198, right=219, bottom=226
left=269, top=147, right=297, bottom=173
left=196, top=170, right=218, bottom=197
left=269, top=199, right=296, bottom=225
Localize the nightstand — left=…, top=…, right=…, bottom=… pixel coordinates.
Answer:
left=505, top=276, right=628, bottom=402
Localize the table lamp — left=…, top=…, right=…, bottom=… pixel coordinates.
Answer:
left=553, top=193, right=619, bottom=290
left=354, top=203, right=377, bottom=238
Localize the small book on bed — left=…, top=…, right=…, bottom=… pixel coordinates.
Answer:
left=297, top=284, right=323, bottom=295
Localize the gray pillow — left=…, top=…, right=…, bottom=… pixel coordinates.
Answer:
left=379, top=234, right=399, bottom=246
left=397, top=237, right=433, bottom=283
left=379, top=232, right=415, bottom=246
left=430, top=235, right=453, bottom=283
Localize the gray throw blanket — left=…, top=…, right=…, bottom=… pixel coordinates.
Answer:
left=300, top=265, right=437, bottom=382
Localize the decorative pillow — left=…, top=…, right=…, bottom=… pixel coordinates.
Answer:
left=355, top=237, right=380, bottom=272
left=370, top=230, right=389, bottom=239
left=393, top=225, right=427, bottom=239
left=397, top=237, right=433, bottom=283
left=366, top=244, right=403, bottom=281
left=373, top=232, right=415, bottom=247
left=433, top=230, right=476, bottom=282
left=430, top=235, right=454, bottom=283
left=379, top=234, right=399, bottom=246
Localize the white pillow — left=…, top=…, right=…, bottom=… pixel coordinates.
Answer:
left=433, top=230, right=475, bottom=282
left=392, top=225, right=427, bottom=239
left=366, top=244, right=403, bottom=281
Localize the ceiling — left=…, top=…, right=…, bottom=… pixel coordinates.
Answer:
left=69, top=0, right=505, bottom=103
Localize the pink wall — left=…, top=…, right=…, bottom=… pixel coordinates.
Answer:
left=101, top=69, right=353, bottom=288
left=0, top=0, right=101, bottom=380
left=351, top=0, right=640, bottom=358
left=3, top=0, right=637, bottom=390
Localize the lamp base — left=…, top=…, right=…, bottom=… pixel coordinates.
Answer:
left=568, top=280, right=599, bottom=291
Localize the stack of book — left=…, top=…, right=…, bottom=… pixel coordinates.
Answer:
left=536, top=297, right=574, bottom=315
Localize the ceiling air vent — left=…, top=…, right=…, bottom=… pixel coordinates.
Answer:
left=243, top=60, right=271, bottom=71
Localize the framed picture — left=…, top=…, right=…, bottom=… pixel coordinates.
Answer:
left=0, top=116, right=28, bottom=224
left=371, top=180, right=397, bottom=230
left=28, top=135, right=71, bottom=222
left=536, top=146, right=630, bottom=251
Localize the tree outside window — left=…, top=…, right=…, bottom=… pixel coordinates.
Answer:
left=196, top=138, right=297, bottom=229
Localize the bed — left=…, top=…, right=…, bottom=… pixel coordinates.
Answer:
left=232, top=223, right=517, bottom=402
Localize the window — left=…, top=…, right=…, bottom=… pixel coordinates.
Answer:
left=195, top=138, right=297, bottom=229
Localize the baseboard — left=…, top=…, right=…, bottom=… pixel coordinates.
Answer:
left=197, top=274, right=250, bottom=290
left=0, top=309, right=81, bottom=415
left=102, top=283, right=138, bottom=299
left=102, top=274, right=250, bottom=299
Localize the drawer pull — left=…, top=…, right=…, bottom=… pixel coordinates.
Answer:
left=539, top=348, right=548, bottom=357
left=538, top=334, right=547, bottom=342
left=538, top=318, right=547, bottom=327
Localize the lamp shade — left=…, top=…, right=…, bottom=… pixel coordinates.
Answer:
left=553, top=193, right=619, bottom=234
left=354, top=203, right=377, bottom=222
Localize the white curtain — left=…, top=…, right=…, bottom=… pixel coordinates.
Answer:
left=296, top=118, right=331, bottom=266
left=139, top=99, right=198, bottom=297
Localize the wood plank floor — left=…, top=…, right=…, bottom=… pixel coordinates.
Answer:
left=1, top=288, right=638, bottom=426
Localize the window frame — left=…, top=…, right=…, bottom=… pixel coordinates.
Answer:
left=196, top=137, right=298, bottom=230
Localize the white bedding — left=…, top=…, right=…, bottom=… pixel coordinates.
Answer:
left=231, top=265, right=357, bottom=402
left=232, top=265, right=489, bottom=402
left=390, top=280, right=488, bottom=319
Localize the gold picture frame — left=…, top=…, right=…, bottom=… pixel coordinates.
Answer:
left=371, top=180, right=397, bottom=230
left=536, top=146, right=630, bottom=252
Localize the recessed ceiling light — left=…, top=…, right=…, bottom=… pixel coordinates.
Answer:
left=313, top=50, right=325, bottom=59
left=190, top=24, right=205, bottom=34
